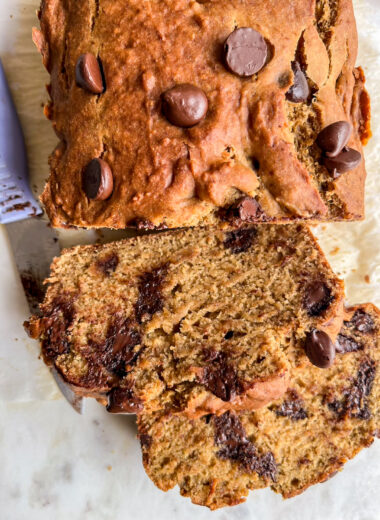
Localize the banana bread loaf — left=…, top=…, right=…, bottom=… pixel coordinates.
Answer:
left=25, top=225, right=344, bottom=417
left=138, top=304, right=380, bottom=509
left=33, top=0, right=370, bottom=229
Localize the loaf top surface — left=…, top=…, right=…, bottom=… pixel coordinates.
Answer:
left=25, top=225, right=345, bottom=417
left=34, top=0, right=370, bottom=229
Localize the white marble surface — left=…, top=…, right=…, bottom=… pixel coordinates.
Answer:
left=0, top=1, right=380, bottom=519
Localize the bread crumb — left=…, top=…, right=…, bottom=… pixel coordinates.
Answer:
left=330, top=247, right=340, bottom=256
left=107, top=465, right=112, bottom=471
left=364, top=275, right=370, bottom=284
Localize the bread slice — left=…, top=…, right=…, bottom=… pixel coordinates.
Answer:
left=137, top=304, right=380, bottom=509
left=25, top=225, right=344, bottom=417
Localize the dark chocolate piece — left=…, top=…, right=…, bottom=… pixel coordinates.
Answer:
left=224, top=28, right=268, bottom=77
left=348, top=310, right=375, bottom=333
left=304, top=281, right=332, bottom=317
left=83, top=158, right=114, bottom=200
left=274, top=390, right=308, bottom=421
left=317, top=121, right=352, bottom=157
left=96, top=252, right=119, bottom=276
left=200, top=350, right=242, bottom=402
left=286, top=61, right=310, bottom=103
left=213, top=412, right=277, bottom=481
left=135, top=264, right=169, bottom=323
left=223, top=228, right=258, bottom=254
left=323, top=148, right=362, bottom=178
left=41, top=296, right=76, bottom=361
left=162, top=84, right=208, bottom=127
left=327, top=359, right=376, bottom=420
left=335, top=334, right=363, bottom=354
left=98, top=317, right=142, bottom=377
left=75, top=53, right=104, bottom=94
left=107, top=385, right=143, bottom=414
left=304, top=329, right=335, bottom=368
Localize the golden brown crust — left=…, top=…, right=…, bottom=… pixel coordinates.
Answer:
left=35, top=0, right=369, bottom=229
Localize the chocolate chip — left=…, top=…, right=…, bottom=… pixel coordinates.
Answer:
left=75, top=53, right=104, bottom=94
left=317, top=121, right=352, bottom=157
left=213, top=412, right=277, bottom=481
left=286, top=62, right=310, bottom=103
left=96, top=252, right=119, bottom=276
left=213, top=410, right=246, bottom=447
left=82, top=159, right=114, bottom=200
left=224, top=27, right=268, bottom=77
left=349, top=310, right=375, bottom=333
left=107, top=385, right=143, bottom=414
left=304, top=330, right=335, bottom=368
left=200, top=350, right=242, bottom=402
left=323, top=147, right=362, bottom=178
left=327, top=359, right=376, bottom=420
left=220, top=197, right=265, bottom=226
left=161, top=84, right=208, bottom=127
left=129, top=219, right=168, bottom=231
left=234, top=197, right=260, bottom=221
left=224, top=227, right=257, bottom=254
left=135, top=264, right=169, bottom=323
left=335, top=334, right=362, bottom=354
left=274, top=390, right=308, bottom=421
left=304, top=281, right=332, bottom=316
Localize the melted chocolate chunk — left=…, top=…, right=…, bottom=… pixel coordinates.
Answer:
left=135, top=264, right=169, bottom=323
left=286, top=61, right=310, bottom=103
left=304, top=281, right=333, bottom=317
left=139, top=433, right=152, bottom=450
left=327, top=359, right=376, bottom=420
left=107, top=385, right=143, bottom=414
left=347, top=310, right=375, bottom=333
left=224, top=28, right=268, bottom=77
left=335, top=334, right=363, bottom=354
left=41, top=296, right=76, bottom=361
left=96, top=252, right=119, bottom=276
left=223, top=228, right=258, bottom=254
left=253, top=452, right=278, bottom=481
left=200, top=350, right=243, bottom=402
left=98, top=317, right=142, bottom=377
left=213, top=412, right=277, bottom=481
left=274, top=390, right=308, bottom=421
